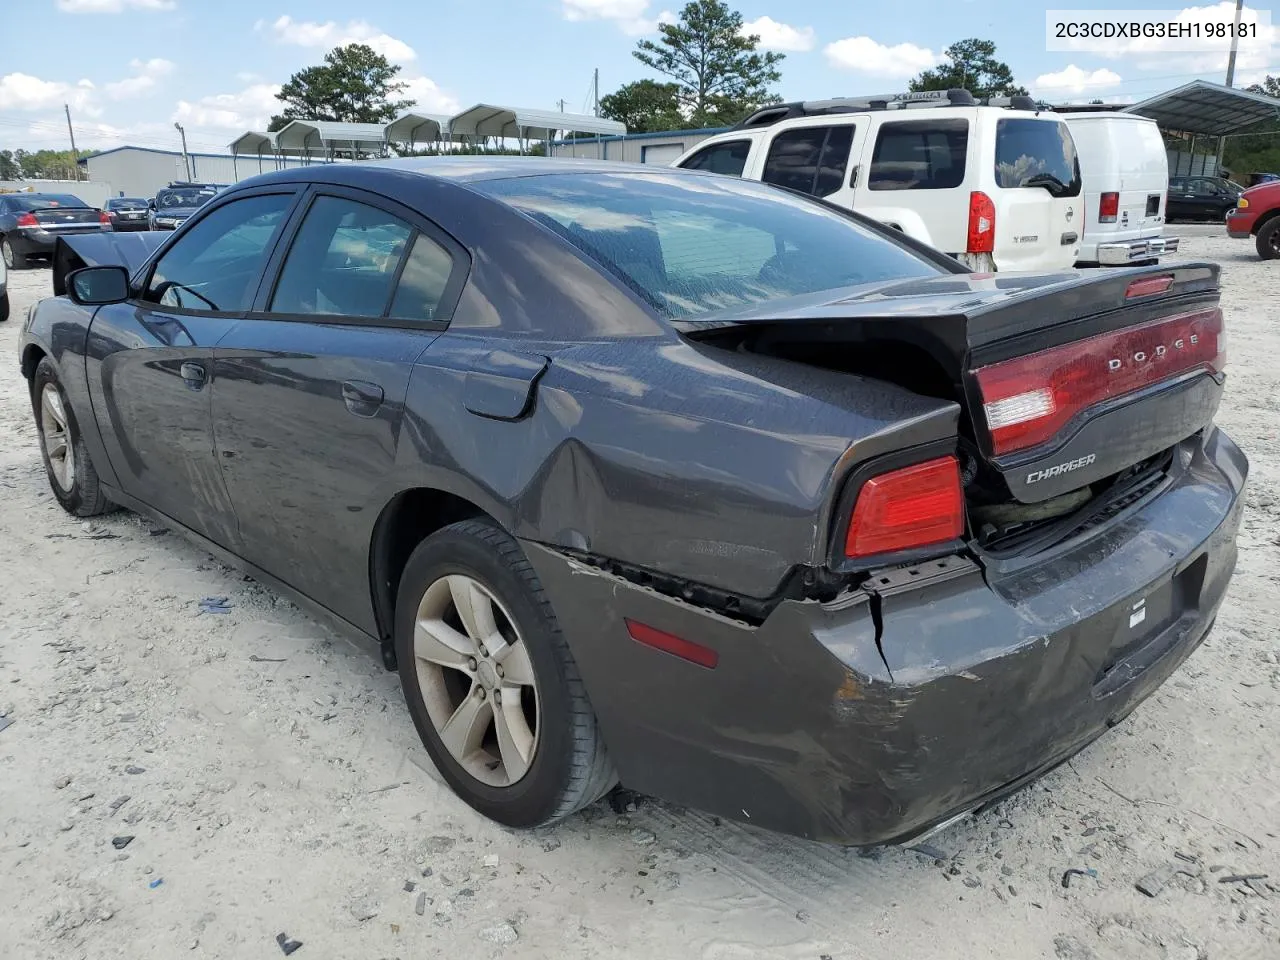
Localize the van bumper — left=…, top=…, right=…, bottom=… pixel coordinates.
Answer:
left=1094, top=236, right=1180, bottom=265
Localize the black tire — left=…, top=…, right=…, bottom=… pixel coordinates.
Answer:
left=1, top=236, right=25, bottom=271
left=395, top=519, right=616, bottom=827
left=32, top=357, right=114, bottom=517
left=0, top=290, right=9, bottom=323
left=1256, top=219, right=1280, bottom=261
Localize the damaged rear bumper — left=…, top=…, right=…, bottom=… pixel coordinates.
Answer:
left=524, top=427, right=1247, bottom=846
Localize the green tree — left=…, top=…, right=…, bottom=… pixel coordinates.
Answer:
left=269, top=43, right=414, bottom=132
left=0, top=150, right=20, bottom=180
left=4, top=148, right=89, bottom=180
left=632, top=0, right=784, bottom=127
left=600, top=79, right=686, bottom=133
left=910, top=38, right=1027, bottom=99
left=1246, top=75, right=1280, bottom=98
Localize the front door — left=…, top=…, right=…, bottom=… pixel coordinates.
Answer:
left=86, top=189, right=297, bottom=547
left=212, top=187, right=467, bottom=632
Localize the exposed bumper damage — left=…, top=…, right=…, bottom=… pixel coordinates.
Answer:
left=524, top=427, right=1246, bottom=845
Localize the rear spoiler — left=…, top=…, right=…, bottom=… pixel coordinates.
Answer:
left=52, top=232, right=167, bottom=296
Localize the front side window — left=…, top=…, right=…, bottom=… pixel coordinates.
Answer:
left=679, top=140, right=752, bottom=177
left=762, top=126, right=854, bottom=198
left=271, top=196, right=414, bottom=318
left=994, top=118, right=1082, bottom=197
left=144, top=193, right=292, bottom=312
left=483, top=172, right=941, bottom=320
left=869, top=119, right=969, bottom=191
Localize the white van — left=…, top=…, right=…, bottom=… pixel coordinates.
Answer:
left=672, top=90, right=1083, bottom=273
left=1062, top=112, right=1178, bottom=266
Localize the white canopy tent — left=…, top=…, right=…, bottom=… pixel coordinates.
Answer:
left=447, top=104, right=625, bottom=153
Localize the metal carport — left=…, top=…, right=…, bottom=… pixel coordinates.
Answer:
left=1123, top=80, right=1280, bottom=176
left=385, top=112, right=452, bottom=150
left=447, top=104, right=625, bottom=154
left=271, top=120, right=390, bottom=161
left=227, top=131, right=283, bottom=178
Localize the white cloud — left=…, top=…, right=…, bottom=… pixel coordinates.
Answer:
left=561, top=0, right=674, bottom=36
left=0, top=72, right=99, bottom=115
left=1033, top=65, right=1123, bottom=95
left=104, top=58, right=174, bottom=100
left=264, top=15, right=416, bottom=62
left=741, top=16, right=815, bottom=53
left=401, top=76, right=461, bottom=115
left=824, top=36, right=941, bottom=78
left=172, top=83, right=282, bottom=131
left=56, top=0, right=174, bottom=11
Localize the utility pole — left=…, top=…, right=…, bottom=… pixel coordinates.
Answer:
left=64, top=103, right=81, bottom=181
left=592, top=68, right=599, bottom=117
left=1216, top=0, right=1245, bottom=177
left=557, top=99, right=567, bottom=112
left=174, top=122, right=191, bottom=180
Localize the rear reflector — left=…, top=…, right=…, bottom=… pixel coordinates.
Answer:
left=967, top=191, right=995, bottom=254
left=625, top=618, right=719, bottom=669
left=974, top=307, right=1225, bottom=457
left=845, top=456, right=964, bottom=558
left=1099, top=191, right=1119, bottom=223
left=1125, top=275, right=1173, bottom=298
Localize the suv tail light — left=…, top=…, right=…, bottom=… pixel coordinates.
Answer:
left=845, top=457, right=964, bottom=558
left=15, top=212, right=38, bottom=228
left=1099, top=191, right=1119, bottom=223
left=974, top=308, right=1226, bottom=456
left=966, top=191, right=995, bottom=254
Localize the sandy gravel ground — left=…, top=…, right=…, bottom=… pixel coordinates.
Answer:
left=0, top=231, right=1277, bottom=960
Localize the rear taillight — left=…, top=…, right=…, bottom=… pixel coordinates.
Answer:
left=15, top=212, right=38, bottom=227
left=1099, top=191, right=1119, bottom=223
left=974, top=308, right=1225, bottom=457
left=98, top=211, right=111, bottom=224
left=967, top=191, right=995, bottom=254
left=844, top=456, right=964, bottom=559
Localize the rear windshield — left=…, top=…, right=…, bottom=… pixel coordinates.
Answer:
left=994, top=119, right=1082, bottom=196
left=156, top=187, right=217, bottom=208
left=14, top=194, right=90, bottom=210
left=868, top=119, right=969, bottom=191
left=482, top=172, right=940, bottom=319
left=108, top=198, right=148, bottom=208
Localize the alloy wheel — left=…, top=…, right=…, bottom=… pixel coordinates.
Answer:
left=1, top=240, right=13, bottom=270
left=40, top=384, right=75, bottom=491
left=413, top=573, right=540, bottom=787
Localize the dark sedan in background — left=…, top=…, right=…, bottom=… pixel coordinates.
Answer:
left=148, top=183, right=220, bottom=230
left=104, top=197, right=151, bottom=232
left=1166, top=176, right=1243, bottom=222
left=0, top=193, right=108, bottom=269
left=19, top=158, right=1245, bottom=845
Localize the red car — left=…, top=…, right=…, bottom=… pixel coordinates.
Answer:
left=1226, top=180, right=1280, bottom=259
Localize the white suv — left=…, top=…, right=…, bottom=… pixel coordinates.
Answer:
left=672, top=90, right=1083, bottom=273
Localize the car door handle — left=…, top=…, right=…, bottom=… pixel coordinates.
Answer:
left=848, top=164, right=860, bottom=189
left=342, top=379, right=385, bottom=417
left=180, top=362, right=206, bottom=390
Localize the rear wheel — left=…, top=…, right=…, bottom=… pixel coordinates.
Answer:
left=32, top=358, right=113, bottom=517
left=0, top=291, right=9, bottom=323
left=1, top=237, right=25, bottom=270
left=1256, top=219, right=1280, bottom=261
left=395, top=519, right=616, bottom=827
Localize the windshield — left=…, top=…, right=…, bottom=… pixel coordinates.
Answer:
left=15, top=194, right=90, bottom=210
left=481, top=172, right=940, bottom=320
left=994, top=119, right=1082, bottom=196
left=156, top=188, right=216, bottom=209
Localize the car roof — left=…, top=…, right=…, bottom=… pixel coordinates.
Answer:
left=242, top=155, right=703, bottom=187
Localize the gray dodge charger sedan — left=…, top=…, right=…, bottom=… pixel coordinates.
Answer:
left=19, top=158, right=1245, bottom=845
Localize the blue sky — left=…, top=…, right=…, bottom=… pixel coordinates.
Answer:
left=1, top=0, right=1275, bottom=154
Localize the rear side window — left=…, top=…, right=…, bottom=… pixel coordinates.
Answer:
left=869, top=119, right=968, bottom=191
left=679, top=140, right=751, bottom=176
left=762, top=126, right=854, bottom=198
left=271, top=196, right=413, bottom=318
left=994, top=119, right=1082, bottom=196
left=388, top=233, right=457, bottom=322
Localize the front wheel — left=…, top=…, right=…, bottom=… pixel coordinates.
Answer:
left=1, top=237, right=24, bottom=271
left=1256, top=219, right=1280, bottom=261
left=395, top=520, right=616, bottom=827
left=32, top=358, right=114, bottom=517
left=0, top=291, right=9, bottom=323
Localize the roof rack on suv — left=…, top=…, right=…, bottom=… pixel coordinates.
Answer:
left=732, top=89, right=1048, bottom=129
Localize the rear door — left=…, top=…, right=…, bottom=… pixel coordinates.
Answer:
left=991, top=116, right=1081, bottom=271
left=86, top=188, right=297, bottom=547
left=211, top=185, right=468, bottom=633
left=758, top=119, right=867, bottom=210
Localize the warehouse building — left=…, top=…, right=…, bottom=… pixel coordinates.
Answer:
left=81, top=146, right=311, bottom=199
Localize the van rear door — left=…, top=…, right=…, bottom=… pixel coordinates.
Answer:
left=991, top=117, right=1082, bottom=272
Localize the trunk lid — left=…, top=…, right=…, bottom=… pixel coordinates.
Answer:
left=32, top=206, right=102, bottom=230
left=676, top=263, right=1225, bottom=507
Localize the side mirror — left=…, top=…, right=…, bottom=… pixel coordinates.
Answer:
left=67, top=266, right=130, bottom=306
